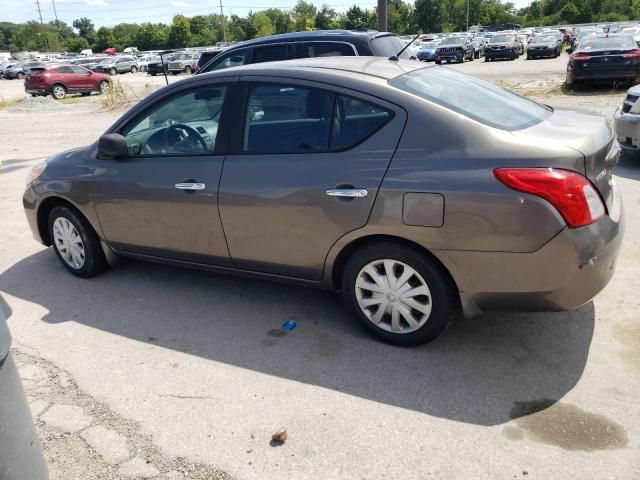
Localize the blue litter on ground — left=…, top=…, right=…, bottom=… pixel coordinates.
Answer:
left=282, top=321, right=297, bottom=331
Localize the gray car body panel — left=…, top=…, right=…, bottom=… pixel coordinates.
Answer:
left=23, top=57, right=624, bottom=317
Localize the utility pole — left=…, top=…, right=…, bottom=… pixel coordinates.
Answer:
left=466, top=0, right=470, bottom=31
left=52, top=0, right=59, bottom=24
left=35, top=0, right=44, bottom=25
left=377, top=0, right=387, bottom=32
left=219, top=0, right=227, bottom=43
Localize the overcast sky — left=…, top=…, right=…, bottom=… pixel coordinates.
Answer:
left=6, top=0, right=530, bottom=29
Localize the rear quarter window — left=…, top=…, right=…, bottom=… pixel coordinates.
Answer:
left=389, top=67, right=551, bottom=131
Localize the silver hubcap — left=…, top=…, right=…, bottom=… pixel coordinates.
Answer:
left=355, top=259, right=432, bottom=334
left=53, top=86, right=64, bottom=98
left=100, top=82, right=109, bottom=93
left=53, top=217, right=85, bottom=269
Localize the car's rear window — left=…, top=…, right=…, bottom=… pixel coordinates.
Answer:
left=388, top=67, right=552, bottom=131
left=579, top=36, right=636, bottom=50
left=369, top=35, right=410, bottom=58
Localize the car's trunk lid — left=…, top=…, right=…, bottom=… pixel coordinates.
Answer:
left=512, top=108, right=617, bottom=210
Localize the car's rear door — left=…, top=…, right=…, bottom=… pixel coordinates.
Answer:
left=91, top=79, right=236, bottom=265
left=52, top=65, right=79, bottom=90
left=218, top=77, right=406, bottom=280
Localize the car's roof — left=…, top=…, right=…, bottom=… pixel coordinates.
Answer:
left=226, top=29, right=393, bottom=49
left=205, top=56, right=427, bottom=81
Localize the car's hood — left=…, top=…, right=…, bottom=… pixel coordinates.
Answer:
left=437, top=43, right=463, bottom=48
left=418, top=48, right=436, bottom=53
left=46, top=145, right=92, bottom=167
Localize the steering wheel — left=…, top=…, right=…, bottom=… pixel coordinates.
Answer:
left=161, top=123, right=208, bottom=154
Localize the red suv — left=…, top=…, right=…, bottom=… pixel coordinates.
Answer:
left=25, top=65, right=111, bottom=100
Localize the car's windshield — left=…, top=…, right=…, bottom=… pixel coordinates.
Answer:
left=440, top=37, right=465, bottom=45
left=389, top=67, right=552, bottom=131
left=491, top=34, right=514, bottom=43
left=369, top=35, right=411, bottom=58
left=532, top=35, right=556, bottom=44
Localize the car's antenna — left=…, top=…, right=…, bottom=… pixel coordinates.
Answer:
left=389, top=33, right=420, bottom=61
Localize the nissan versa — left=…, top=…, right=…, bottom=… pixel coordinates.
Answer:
left=23, top=58, right=624, bottom=346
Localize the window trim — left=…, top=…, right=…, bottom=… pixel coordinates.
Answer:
left=206, top=47, right=252, bottom=71
left=251, top=43, right=290, bottom=64
left=116, top=82, right=235, bottom=159
left=234, top=80, right=394, bottom=156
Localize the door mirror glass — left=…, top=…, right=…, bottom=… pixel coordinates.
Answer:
left=98, top=133, right=129, bottom=159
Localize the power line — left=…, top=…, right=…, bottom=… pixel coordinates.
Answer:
left=35, top=0, right=44, bottom=24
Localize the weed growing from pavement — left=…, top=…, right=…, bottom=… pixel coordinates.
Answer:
left=0, top=97, right=21, bottom=108
left=101, top=78, right=138, bottom=109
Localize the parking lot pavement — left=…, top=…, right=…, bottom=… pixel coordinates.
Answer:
left=1, top=60, right=639, bottom=479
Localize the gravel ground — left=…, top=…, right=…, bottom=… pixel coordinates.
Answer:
left=0, top=54, right=639, bottom=480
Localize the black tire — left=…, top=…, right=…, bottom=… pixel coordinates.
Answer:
left=341, top=242, right=456, bottom=347
left=81, top=92, right=91, bottom=96
left=17, top=72, right=25, bottom=79
left=48, top=205, right=108, bottom=278
left=474, top=51, right=479, bottom=59
left=109, top=67, right=117, bottom=76
left=50, top=83, right=66, bottom=100
left=435, top=60, right=441, bottom=65
left=184, top=65, right=192, bottom=75
left=131, top=66, right=138, bottom=73
left=98, top=80, right=110, bottom=95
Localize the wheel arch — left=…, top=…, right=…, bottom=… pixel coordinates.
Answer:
left=37, top=196, right=89, bottom=246
left=328, top=234, right=460, bottom=296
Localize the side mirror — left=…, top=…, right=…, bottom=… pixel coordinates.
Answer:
left=98, top=133, right=128, bottom=159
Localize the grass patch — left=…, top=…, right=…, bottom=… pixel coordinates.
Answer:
left=0, top=97, right=22, bottom=108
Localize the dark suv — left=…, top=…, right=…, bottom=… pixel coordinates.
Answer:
left=435, top=36, right=475, bottom=64
left=485, top=32, right=522, bottom=61
left=198, top=30, right=409, bottom=73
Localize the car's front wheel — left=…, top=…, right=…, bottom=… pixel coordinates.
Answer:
left=342, top=242, right=456, bottom=346
left=50, top=84, right=66, bottom=100
left=109, top=67, right=117, bottom=76
left=48, top=205, right=108, bottom=277
left=131, top=66, right=138, bottom=73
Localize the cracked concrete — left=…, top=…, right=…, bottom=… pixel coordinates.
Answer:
left=15, top=350, right=231, bottom=480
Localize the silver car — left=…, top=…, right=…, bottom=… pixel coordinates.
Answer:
left=614, top=84, right=640, bottom=152
left=23, top=58, right=623, bottom=346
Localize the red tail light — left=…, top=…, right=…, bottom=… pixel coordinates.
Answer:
left=572, top=53, right=591, bottom=60
left=623, top=50, right=640, bottom=58
left=194, top=64, right=200, bottom=74
left=493, top=168, right=605, bottom=228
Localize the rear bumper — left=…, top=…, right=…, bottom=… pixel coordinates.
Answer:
left=613, top=107, right=640, bottom=149
left=568, top=66, right=639, bottom=82
left=441, top=184, right=624, bottom=316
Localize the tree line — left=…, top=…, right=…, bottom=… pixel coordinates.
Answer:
left=1, top=0, right=638, bottom=53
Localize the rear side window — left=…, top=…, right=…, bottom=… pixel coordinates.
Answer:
left=297, top=42, right=355, bottom=58
left=252, top=45, right=288, bottom=63
left=369, top=35, right=410, bottom=58
left=242, top=83, right=393, bottom=154
left=332, top=97, right=391, bottom=150
left=243, top=84, right=334, bottom=153
left=55, top=66, right=73, bottom=74
left=389, top=67, right=551, bottom=130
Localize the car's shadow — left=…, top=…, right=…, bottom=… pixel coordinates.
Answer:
left=0, top=250, right=596, bottom=426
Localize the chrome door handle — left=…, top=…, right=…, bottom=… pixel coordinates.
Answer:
left=326, top=188, right=368, bottom=198
left=175, top=182, right=205, bottom=191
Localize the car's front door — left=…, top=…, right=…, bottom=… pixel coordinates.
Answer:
left=69, top=66, right=94, bottom=89
left=91, top=80, right=234, bottom=265
left=218, top=79, right=406, bottom=279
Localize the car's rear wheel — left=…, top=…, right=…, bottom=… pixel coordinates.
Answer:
left=342, top=242, right=456, bottom=346
left=131, top=66, right=138, bottom=73
left=17, top=72, right=25, bottom=79
left=48, top=205, right=108, bottom=278
left=184, top=65, right=192, bottom=74
left=435, top=60, right=441, bottom=64
left=98, top=80, right=110, bottom=94
left=51, top=84, right=66, bottom=100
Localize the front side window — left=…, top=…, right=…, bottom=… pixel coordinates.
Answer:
left=122, top=85, right=227, bottom=156
left=389, top=67, right=551, bottom=131
left=70, top=66, right=90, bottom=74
left=297, top=42, right=355, bottom=58
left=55, top=66, right=73, bottom=74
left=209, top=50, right=249, bottom=71
left=252, top=45, right=288, bottom=63
left=243, top=84, right=393, bottom=154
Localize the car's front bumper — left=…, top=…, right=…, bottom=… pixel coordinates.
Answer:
left=613, top=106, right=640, bottom=149
left=528, top=47, right=555, bottom=56
left=25, top=87, right=47, bottom=96
left=485, top=49, right=514, bottom=58
left=440, top=182, right=624, bottom=316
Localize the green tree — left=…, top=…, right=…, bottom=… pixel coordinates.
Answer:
left=414, top=0, right=446, bottom=33
left=292, top=0, right=317, bottom=31
left=189, top=15, right=209, bottom=36
left=264, top=8, right=293, bottom=34
left=168, top=15, right=192, bottom=48
left=343, top=5, right=371, bottom=30
left=65, top=36, right=90, bottom=52
left=315, top=5, right=337, bottom=30
left=94, top=26, right=115, bottom=51
left=72, top=17, right=95, bottom=44
left=250, top=11, right=275, bottom=37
